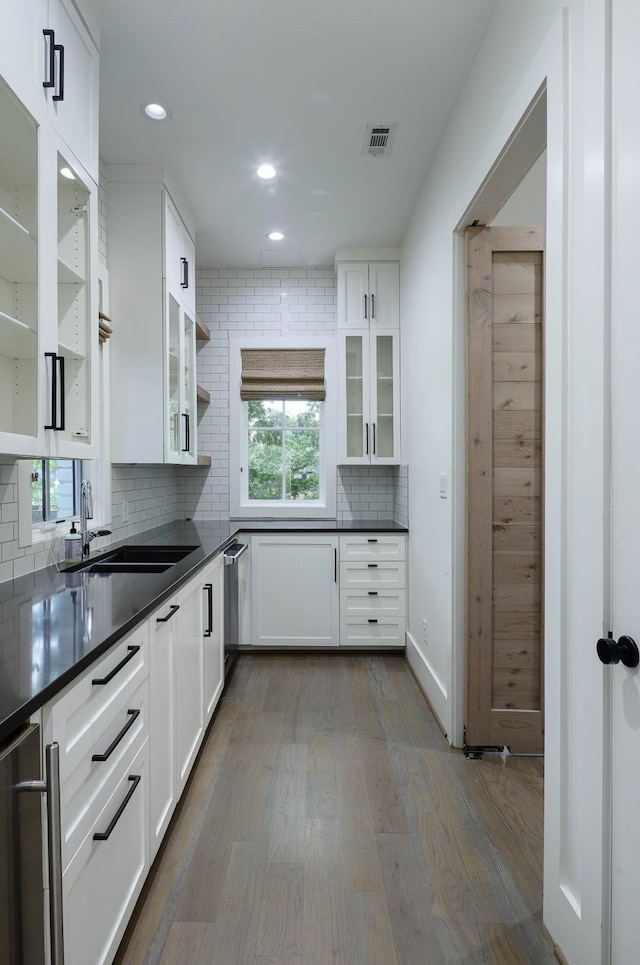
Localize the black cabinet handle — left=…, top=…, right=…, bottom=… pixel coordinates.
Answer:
left=93, top=775, right=141, bottom=841
left=181, top=257, right=189, bottom=289
left=92, top=710, right=140, bottom=762
left=43, top=29, right=55, bottom=88
left=92, top=645, right=140, bottom=685
left=364, top=294, right=368, bottom=319
left=368, top=591, right=378, bottom=596
left=367, top=538, right=378, bottom=543
left=334, top=548, right=337, bottom=583
left=371, top=293, right=375, bottom=319
left=372, top=422, right=376, bottom=455
left=203, top=583, right=213, bottom=637
left=156, top=604, right=180, bottom=623
left=53, top=43, right=64, bottom=101
left=182, top=413, right=190, bottom=452
left=365, top=422, right=369, bottom=455
left=368, top=619, right=378, bottom=624
left=44, top=354, right=65, bottom=431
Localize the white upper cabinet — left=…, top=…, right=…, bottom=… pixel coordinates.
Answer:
left=337, top=261, right=399, bottom=330
left=107, top=168, right=198, bottom=464
left=336, top=256, right=401, bottom=465
left=0, top=0, right=99, bottom=184
left=0, top=66, right=98, bottom=458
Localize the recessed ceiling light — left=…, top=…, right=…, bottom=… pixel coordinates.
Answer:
left=143, top=102, right=170, bottom=120
left=257, top=164, right=276, bottom=180
left=59, top=166, right=75, bottom=180
left=267, top=231, right=284, bottom=241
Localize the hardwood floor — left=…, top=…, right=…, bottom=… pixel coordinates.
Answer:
left=114, top=654, right=555, bottom=965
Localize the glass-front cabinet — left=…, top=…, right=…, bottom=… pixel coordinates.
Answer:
left=0, top=75, right=39, bottom=451
left=0, top=73, right=98, bottom=459
left=165, top=293, right=197, bottom=465
left=339, top=329, right=400, bottom=464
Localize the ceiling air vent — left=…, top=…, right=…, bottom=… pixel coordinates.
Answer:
left=363, top=122, right=397, bottom=157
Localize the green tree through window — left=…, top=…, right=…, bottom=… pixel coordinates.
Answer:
left=248, top=400, right=321, bottom=501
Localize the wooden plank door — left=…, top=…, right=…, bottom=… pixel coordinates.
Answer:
left=466, top=225, right=544, bottom=753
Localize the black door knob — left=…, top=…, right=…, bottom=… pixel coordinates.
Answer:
left=596, top=634, right=639, bottom=669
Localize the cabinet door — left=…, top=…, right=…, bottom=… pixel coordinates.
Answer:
left=0, top=0, right=43, bottom=118
left=182, top=308, right=197, bottom=463
left=43, top=0, right=99, bottom=184
left=202, top=556, right=224, bottom=722
left=339, top=332, right=371, bottom=464
left=48, top=145, right=98, bottom=457
left=368, top=262, right=399, bottom=329
left=165, top=291, right=181, bottom=462
left=251, top=535, right=339, bottom=646
left=149, top=601, right=177, bottom=859
left=337, top=262, right=369, bottom=329
left=175, top=579, right=204, bottom=794
left=164, top=195, right=183, bottom=297
left=0, top=75, right=42, bottom=455
left=369, top=330, right=400, bottom=463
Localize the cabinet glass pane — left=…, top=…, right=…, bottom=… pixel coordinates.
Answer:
left=57, top=153, right=91, bottom=443
left=345, top=335, right=364, bottom=458
left=0, top=77, right=38, bottom=437
left=183, top=311, right=195, bottom=457
left=375, top=335, right=394, bottom=458
left=168, top=294, right=180, bottom=457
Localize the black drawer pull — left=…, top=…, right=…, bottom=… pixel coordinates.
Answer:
left=156, top=604, right=180, bottom=623
left=368, top=619, right=378, bottom=624
left=203, top=584, right=213, bottom=637
left=367, top=538, right=378, bottom=543
left=367, top=563, right=378, bottom=568
left=92, top=710, right=140, bottom=762
left=368, top=591, right=378, bottom=596
left=92, top=645, right=140, bottom=686
left=93, top=775, right=141, bottom=841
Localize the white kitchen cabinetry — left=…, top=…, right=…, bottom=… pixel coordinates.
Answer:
left=0, top=13, right=99, bottom=459
left=0, top=0, right=99, bottom=183
left=336, top=258, right=400, bottom=465
left=339, top=534, right=406, bottom=648
left=148, top=597, right=177, bottom=858
left=336, top=262, right=399, bottom=330
left=339, top=328, right=400, bottom=464
left=251, top=534, right=339, bottom=647
left=42, top=622, right=150, bottom=965
left=202, top=554, right=224, bottom=723
left=107, top=168, right=198, bottom=464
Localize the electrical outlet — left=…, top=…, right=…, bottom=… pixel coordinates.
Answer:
left=422, top=618, right=428, bottom=645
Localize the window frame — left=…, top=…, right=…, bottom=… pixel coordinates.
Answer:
left=230, top=336, right=337, bottom=519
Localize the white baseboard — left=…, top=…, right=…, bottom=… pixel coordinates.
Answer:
left=405, top=631, right=452, bottom=743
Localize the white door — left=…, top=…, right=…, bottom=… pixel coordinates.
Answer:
left=607, top=2, right=640, bottom=960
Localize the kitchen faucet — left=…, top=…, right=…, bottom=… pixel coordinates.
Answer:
left=80, top=480, right=111, bottom=557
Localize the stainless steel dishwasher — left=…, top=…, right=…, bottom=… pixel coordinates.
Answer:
left=223, top=540, right=248, bottom=677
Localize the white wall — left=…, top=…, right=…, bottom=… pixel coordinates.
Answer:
left=400, top=1, right=561, bottom=736
left=400, top=1, right=613, bottom=962
left=490, top=150, right=547, bottom=226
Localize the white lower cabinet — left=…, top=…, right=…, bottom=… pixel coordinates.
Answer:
left=174, top=578, right=205, bottom=794
left=251, top=534, right=339, bottom=647
left=202, top=554, right=224, bottom=723
left=42, top=622, right=150, bottom=965
left=149, top=599, right=177, bottom=858
left=339, top=534, right=406, bottom=648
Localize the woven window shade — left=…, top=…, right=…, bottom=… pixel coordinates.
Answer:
left=240, top=348, right=326, bottom=401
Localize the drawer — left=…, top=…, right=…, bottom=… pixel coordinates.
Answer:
left=340, top=617, right=405, bottom=648
left=44, top=622, right=149, bottom=786
left=340, top=587, right=406, bottom=617
left=62, top=737, right=149, bottom=965
left=340, top=560, right=406, bottom=590
left=61, top=677, right=149, bottom=872
left=339, top=534, right=406, bottom=562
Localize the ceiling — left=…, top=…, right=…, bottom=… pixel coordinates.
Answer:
left=93, top=0, right=498, bottom=269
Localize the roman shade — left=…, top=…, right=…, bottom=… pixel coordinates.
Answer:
left=240, top=347, right=326, bottom=401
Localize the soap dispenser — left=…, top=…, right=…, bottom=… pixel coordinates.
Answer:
left=65, top=521, right=82, bottom=561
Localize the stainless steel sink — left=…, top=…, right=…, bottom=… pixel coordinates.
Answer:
left=68, top=545, right=198, bottom=574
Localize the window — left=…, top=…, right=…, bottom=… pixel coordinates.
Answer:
left=230, top=337, right=337, bottom=518
left=31, top=459, right=82, bottom=525
left=248, top=399, right=321, bottom=501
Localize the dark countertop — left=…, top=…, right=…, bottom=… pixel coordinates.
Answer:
left=0, top=517, right=407, bottom=745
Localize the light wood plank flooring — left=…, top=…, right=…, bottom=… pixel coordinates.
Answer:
left=114, top=654, right=556, bottom=965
